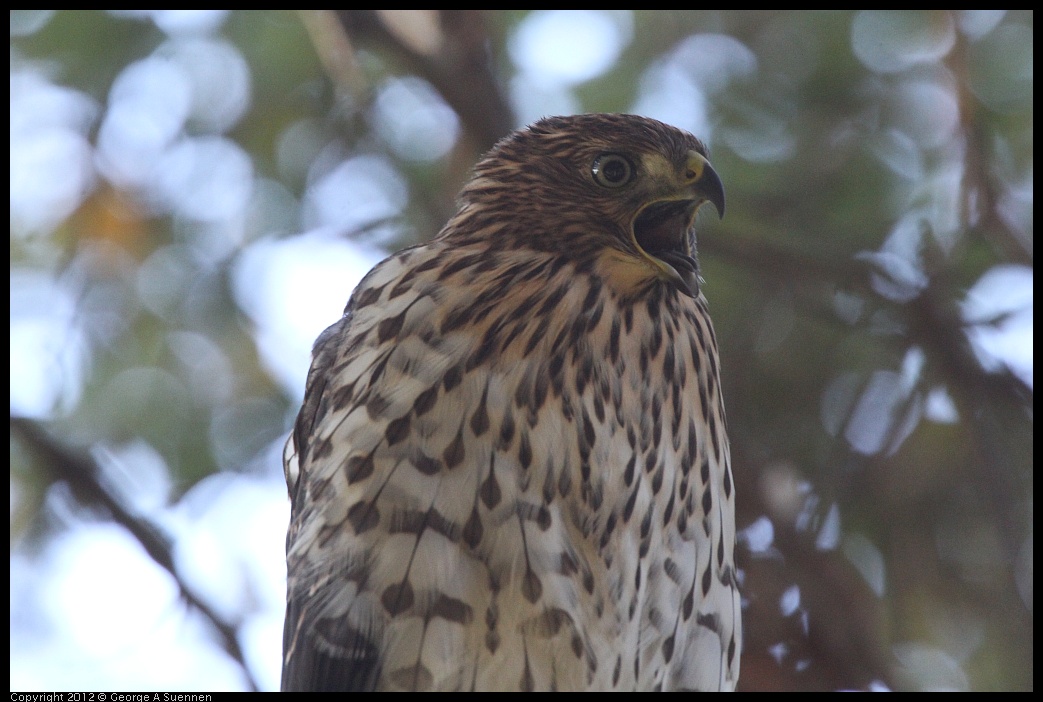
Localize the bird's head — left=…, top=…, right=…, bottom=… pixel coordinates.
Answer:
left=448, top=113, right=724, bottom=298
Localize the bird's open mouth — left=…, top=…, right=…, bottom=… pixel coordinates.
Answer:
left=633, top=199, right=700, bottom=296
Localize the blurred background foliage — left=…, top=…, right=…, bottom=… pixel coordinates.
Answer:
left=10, top=10, right=1032, bottom=691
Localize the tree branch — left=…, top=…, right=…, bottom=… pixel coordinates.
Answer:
left=10, top=416, right=262, bottom=693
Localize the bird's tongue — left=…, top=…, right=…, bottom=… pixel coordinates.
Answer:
left=656, top=251, right=700, bottom=298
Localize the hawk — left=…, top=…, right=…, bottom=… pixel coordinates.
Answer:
left=282, top=113, right=740, bottom=691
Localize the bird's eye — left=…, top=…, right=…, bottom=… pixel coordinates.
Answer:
left=592, top=154, right=634, bottom=188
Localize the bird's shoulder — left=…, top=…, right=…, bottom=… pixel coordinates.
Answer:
left=284, top=239, right=582, bottom=486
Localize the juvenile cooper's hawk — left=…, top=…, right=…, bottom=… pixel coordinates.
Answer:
left=282, top=113, right=740, bottom=691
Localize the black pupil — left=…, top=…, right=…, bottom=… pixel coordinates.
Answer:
left=602, top=158, right=627, bottom=183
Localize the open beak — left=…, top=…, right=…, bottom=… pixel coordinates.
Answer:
left=631, top=152, right=724, bottom=297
